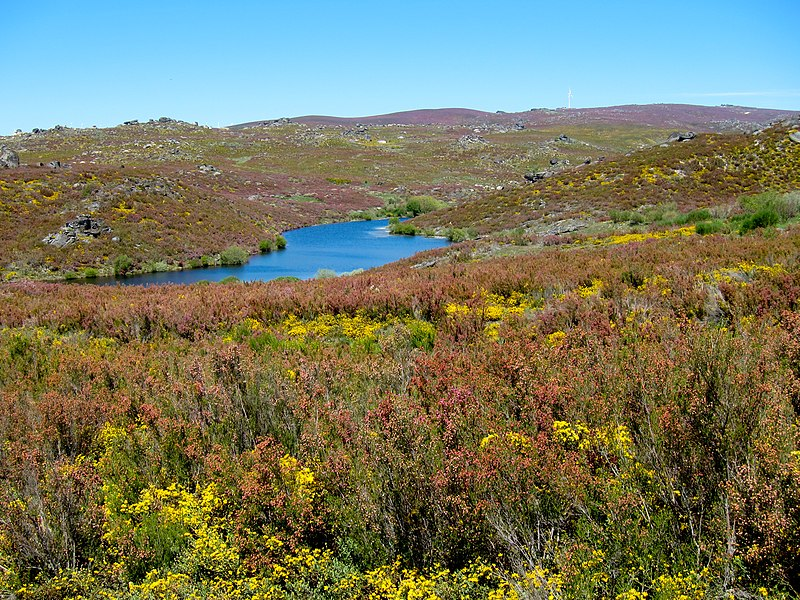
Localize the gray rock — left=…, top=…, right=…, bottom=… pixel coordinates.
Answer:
left=555, top=134, right=575, bottom=143
left=539, top=219, right=588, bottom=236
left=514, top=120, right=525, bottom=131
left=48, top=160, right=63, bottom=169
left=524, top=170, right=553, bottom=182
left=42, top=215, right=111, bottom=248
left=0, top=145, right=20, bottom=168
left=457, top=134, right=488, bottom=148
left=789, top=132, right=800, bottom=144
left=666, top=131, right=696, bottom=143
left=198, top=164, right=221, bottom=175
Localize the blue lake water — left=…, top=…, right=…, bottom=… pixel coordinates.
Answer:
left=95, top=219, right=449, bottom=285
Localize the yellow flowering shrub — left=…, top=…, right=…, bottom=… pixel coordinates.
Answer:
left=282, top=312, right=385, bottom=342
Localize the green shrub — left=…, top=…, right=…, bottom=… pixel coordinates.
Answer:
left=741, top=190, right=800, bottom=221
left=275, top=235, right=287, bottom=250
left=405, top=196, right=447, bottom=216
left=113, top=254, right=133, bottom=276
left=259, top=239, right=273, bottom=253
left=219, top=276, right=241, bottom=284
left=219, top=246, right=249, bottom=266
left=609, top=209, right=645, bottom=224
left=187, top=258, right=203, bottom=269
left=389, top=221, right=418, bottom=236
left=82, top=267, right=98, bottom=278
left=315, top=268, right=338, bottom=279
left=63, top=271, right=78, bottom=280
left=695, top=220, right=724, bottom=235
left=680, top=208, right=712, bottom=224
left=446, top=227, right=474, bottom=243
left=739, top=208, right=780, bottom=234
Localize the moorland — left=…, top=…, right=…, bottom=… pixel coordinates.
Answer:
left=1, top=103, right=800, bottom=599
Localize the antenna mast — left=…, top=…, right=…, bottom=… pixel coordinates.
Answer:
left=568, top=88, right=572, bottom=109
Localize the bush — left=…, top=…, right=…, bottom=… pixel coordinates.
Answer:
left=695, top=220, right=724, bottom=235
left=405, top=196, right=447, bottom=216
left=739, top=208, right=780, bottom=234
left=389, top=221, right=418, bottom=236
left=219, top=246, right=249, bottom=266
left=315, top=269, right=338, bottom=279
left=609, top=209, right=645, bottom=224
left=219, top=276, right=241, bottom=284
left=680, top=208, right=712, bottom=224
left=446, top=227, right=474, bottom=243
left=740, top=191, right=800, bottom=220
left=113, top=254, right=133, bottom=276
left=275, top=235, right=287, bottom=250
left=82, top=267, right=98, bottom=278
left=259, top=239, right=273, bottom=253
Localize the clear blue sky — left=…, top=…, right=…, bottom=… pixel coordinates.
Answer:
left=2, top=0, right=799, bottom=134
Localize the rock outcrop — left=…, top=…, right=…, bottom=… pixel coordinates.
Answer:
left=666, top=131, right=696, bottom=143
left=42, top=215, right=112, bottom=248
left=0, top=145, right=20, bottom=168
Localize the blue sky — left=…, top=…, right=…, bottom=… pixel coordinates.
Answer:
left=2, top=0, right=798, bottom=134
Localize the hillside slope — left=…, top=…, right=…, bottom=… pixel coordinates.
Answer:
left=413, top=120, right=800, bottom=235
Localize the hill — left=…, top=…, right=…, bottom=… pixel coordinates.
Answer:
left=234, top=103, right=796, bottom=130
left=412, top=119, right=800, bottom=236
left=0, top=104, right=797, bottom=282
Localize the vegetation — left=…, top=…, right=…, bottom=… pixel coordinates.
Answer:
left=2, top=218, right=800, bottom=597
left=219, top=245, right=250, bottom=266
left=1, top=113, right=800, bottom=598
left=388, top=217, right=418, bottom=236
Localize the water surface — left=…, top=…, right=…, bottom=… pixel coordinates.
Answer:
left=96, top=219, right=448, bottom=285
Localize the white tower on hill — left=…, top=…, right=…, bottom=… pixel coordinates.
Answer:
left=568, top=88, right=572, bottom=109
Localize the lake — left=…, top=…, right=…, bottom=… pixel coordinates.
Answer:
left=94, top=219, right=449, bottom=285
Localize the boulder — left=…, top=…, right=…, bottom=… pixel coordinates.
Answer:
left=524, top=170, right=553, bottom=182
left=789, top=132, right=800, bottom=144
left=0, top=145, right=20, bottom=168
left=666, top=131, right=696, bottom=143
